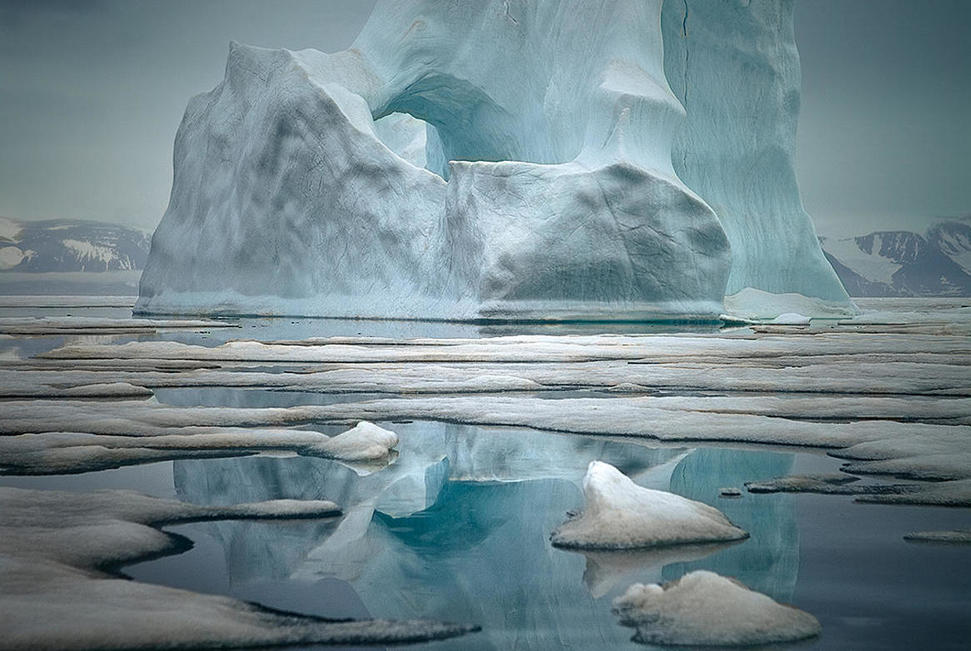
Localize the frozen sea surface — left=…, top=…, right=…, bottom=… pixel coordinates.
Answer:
left=0, top=297, right=969, bottom=649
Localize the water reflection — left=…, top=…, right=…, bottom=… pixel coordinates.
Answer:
left=173, top=422, right=798, bottom=649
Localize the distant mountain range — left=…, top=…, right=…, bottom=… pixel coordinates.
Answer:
left=820, top=218, right=971, bottom=297
left=0, top=217, right=150, bottom=273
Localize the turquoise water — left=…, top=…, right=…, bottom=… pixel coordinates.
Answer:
left=4, top=423, right=968, bottom=650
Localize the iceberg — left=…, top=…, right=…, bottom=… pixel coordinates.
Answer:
left=661, top=0, right=849, bottom=306
left=137, top=0, right=851, bottom=320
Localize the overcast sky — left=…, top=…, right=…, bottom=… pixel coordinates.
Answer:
left=1, top=0, right=968, bottom=237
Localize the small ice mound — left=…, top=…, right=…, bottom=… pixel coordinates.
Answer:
left=770, top=312, right=811, bottom=325
left=309, top=421, right=399, bottom=462
left=612, top=571, right=821, bottom=646
left=550, top=461, right=748, bottom=550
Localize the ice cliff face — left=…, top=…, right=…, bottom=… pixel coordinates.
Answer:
left=661, top=0, right=848, bottom=303
left=137, top=0, right=849, bottom=320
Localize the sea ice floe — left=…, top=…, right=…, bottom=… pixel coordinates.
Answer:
left=0, top=316, right=235, bottom=335
left=550, top=461, right=748, bottom=550
left=40, top=331, right=971, bottom=364
left=0, top=421, right=398, bottom=475
left=8, top=361, right=971, bottom=400
left=1, top=394, right=968, bottom=491
left=0, top=380, right=153, bottom=399
left=307, top=421, right=399, bottom=462
left=0, top=487, right=476, bottom=649
left=612, top=570, right=821, bottom=646
left=856, top=479, right=971, bottom=507
left=745, top=474, right=920, bottom=496
left=903, top=529, right=971, bottom=544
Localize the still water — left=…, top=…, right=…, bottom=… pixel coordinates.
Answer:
left=4, top=420, right=968, bottom=650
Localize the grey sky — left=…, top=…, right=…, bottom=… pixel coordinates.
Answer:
left=0, top=0, right=968, bottom=237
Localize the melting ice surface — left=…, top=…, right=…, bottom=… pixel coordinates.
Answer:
left=5, top=421, right=967, bottom=649
left=1, top=298, right=970, bottom=649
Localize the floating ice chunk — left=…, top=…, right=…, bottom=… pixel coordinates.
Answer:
left=550, top=461, right=747, bottom=550
left=612, top=570, right=821, bottom=646
left=745, top=474, right=920, bottom=496
left=770, top=313, right=811, bottom=326
left=0, top=423, right=397, bottom=475
left=0, top=382, right=153, bottom=399
left=903, top=529, right=971, bottom=544
left=857, top=479, right=971, bottom=507
left=308, top=421, right=399, bottom=462
left=724, top=288, right=857, bottom=320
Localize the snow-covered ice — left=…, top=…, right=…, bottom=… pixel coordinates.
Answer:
left=612, top=570, right=821, bottom=646
left=0, top=487, right=476, bottom=649
left=307, top=421, right=399, bottom=463
left=550, top=461, right=748, bottom=549
left=0, top=420, right=398, bottom=475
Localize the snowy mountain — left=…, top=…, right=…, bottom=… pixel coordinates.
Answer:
left=820, top=220, right=971, bottom=297
left=926, top=219, right=971, bottom=275
left=0, top=217, right=150, bottom=273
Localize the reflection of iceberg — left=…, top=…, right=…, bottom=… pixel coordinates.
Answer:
left=664, top=448, right=799, bottom=601
left=174, top=424, right=799, bottom=648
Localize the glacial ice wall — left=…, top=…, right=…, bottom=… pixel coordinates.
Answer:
left=137, top=0, right=849, bottom=320
left=662, top=0, right=849, bottom=302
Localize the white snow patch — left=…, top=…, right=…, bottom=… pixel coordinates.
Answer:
left=61, top=238, right=121, bottom=267
left=825, top=236, right=902, bottom=285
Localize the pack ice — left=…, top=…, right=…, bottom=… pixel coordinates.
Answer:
left=137, top=0, right=850, bottom=320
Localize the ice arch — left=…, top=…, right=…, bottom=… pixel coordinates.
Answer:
left=136, top=0, right=850, bottom=320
